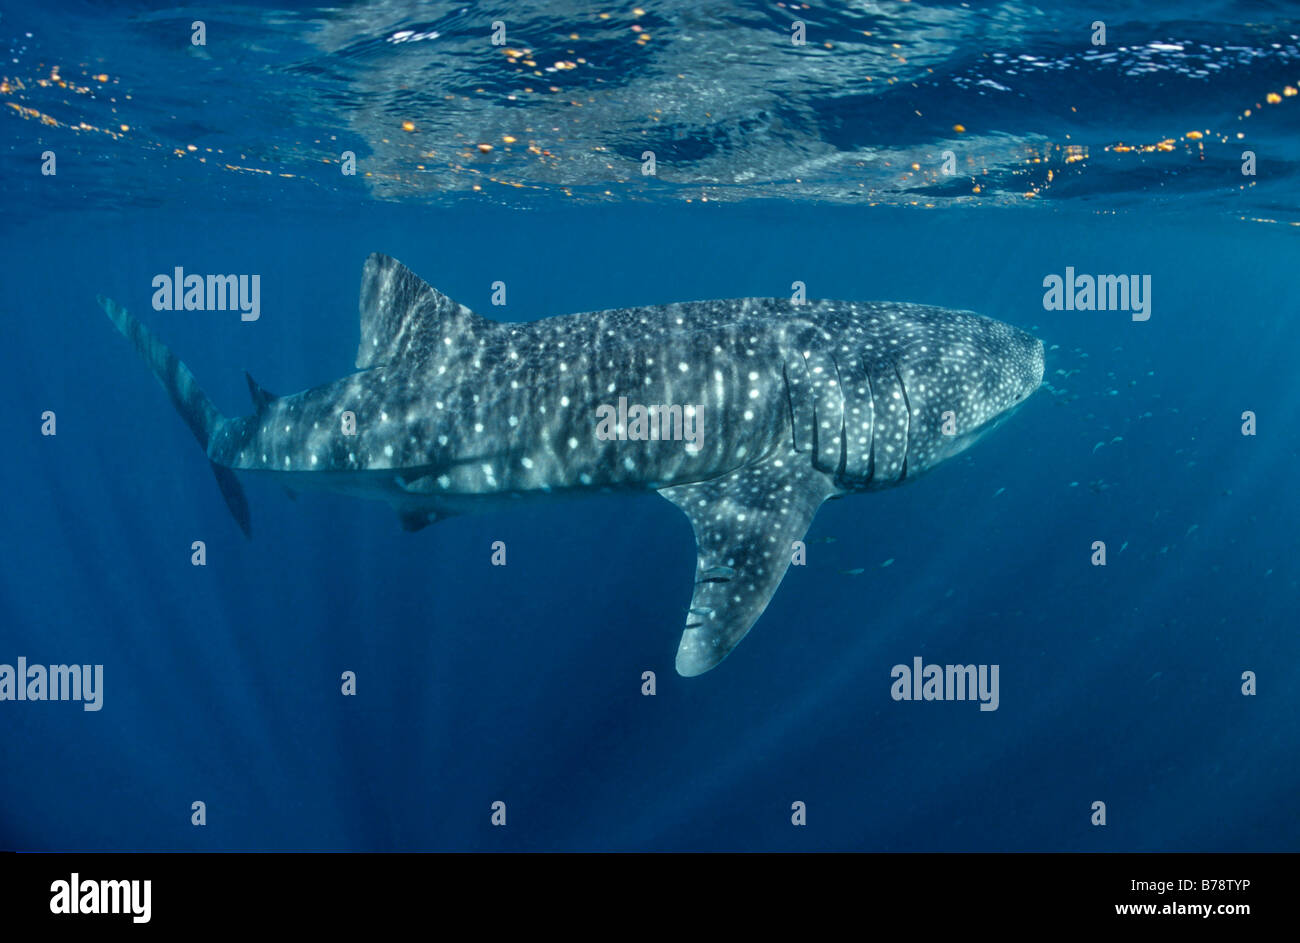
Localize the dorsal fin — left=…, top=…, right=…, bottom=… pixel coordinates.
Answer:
left=244, top=371, right=278, bottom=412
left=356, top=253, right=490, bottom=369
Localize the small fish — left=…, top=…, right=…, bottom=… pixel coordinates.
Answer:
left=839, top=567, right=865, bottom=576
left=880, top=558, right=895, bottom=568
left=993, top=487, right=1006, bottom=497
left=1120, top=541, right=1128, bottom=553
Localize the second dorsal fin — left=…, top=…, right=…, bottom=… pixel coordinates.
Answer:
left=356, top=253, right=490, bottom=369
left=244, top=371, right=278, bottom=412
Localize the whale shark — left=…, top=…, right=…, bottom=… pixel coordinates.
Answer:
left=101, top=253, right=1044, bottom=676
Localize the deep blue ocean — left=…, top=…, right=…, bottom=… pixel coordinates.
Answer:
left=2, top=2, right=1297, bottom=852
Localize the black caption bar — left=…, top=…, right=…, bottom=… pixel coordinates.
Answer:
left=0, top=851, right=1285, bottom=930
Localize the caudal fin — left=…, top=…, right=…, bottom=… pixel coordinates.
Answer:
left=99, top=295, right=252, bottom=538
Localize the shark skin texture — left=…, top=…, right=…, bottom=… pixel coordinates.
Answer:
left=101, top=253, right=1044, bottom=676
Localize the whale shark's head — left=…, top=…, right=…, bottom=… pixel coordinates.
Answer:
left=885, top=308, right=1044, bottom=479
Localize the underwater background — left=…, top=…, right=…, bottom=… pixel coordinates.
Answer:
left=1, top=1, right=1297, bottom=851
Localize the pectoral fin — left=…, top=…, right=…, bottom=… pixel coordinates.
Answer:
left=659, top=454, right=836, bottom=676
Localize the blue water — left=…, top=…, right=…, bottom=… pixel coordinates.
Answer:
left=2, top=2, right=1297, bottom=852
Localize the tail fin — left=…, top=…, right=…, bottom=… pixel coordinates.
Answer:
left=99, top=295, right=252, bottom=538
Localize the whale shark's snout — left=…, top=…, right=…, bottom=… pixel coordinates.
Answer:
left=956, top=316, right=1045, bottom=415
left=886, top=311, right=1044, bottom=478
left=1007, top=323, right=1045, bottom=404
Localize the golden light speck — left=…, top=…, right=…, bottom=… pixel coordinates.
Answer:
left=119, top=124, right=129, bottom=132
left=503, top=135, right=517, bottom=143
left=1266, top=92, right=1282, bottom=104
left=401, top=120, right=415, bottom=132
left=477, top=143, right=493, bottom=153
left=1185, top=130, right=1203, bottom=139
left=93, top=74, right=108, bottom=83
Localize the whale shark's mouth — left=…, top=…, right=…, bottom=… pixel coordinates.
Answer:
left=1027, top=337, right=1047, bottom=395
